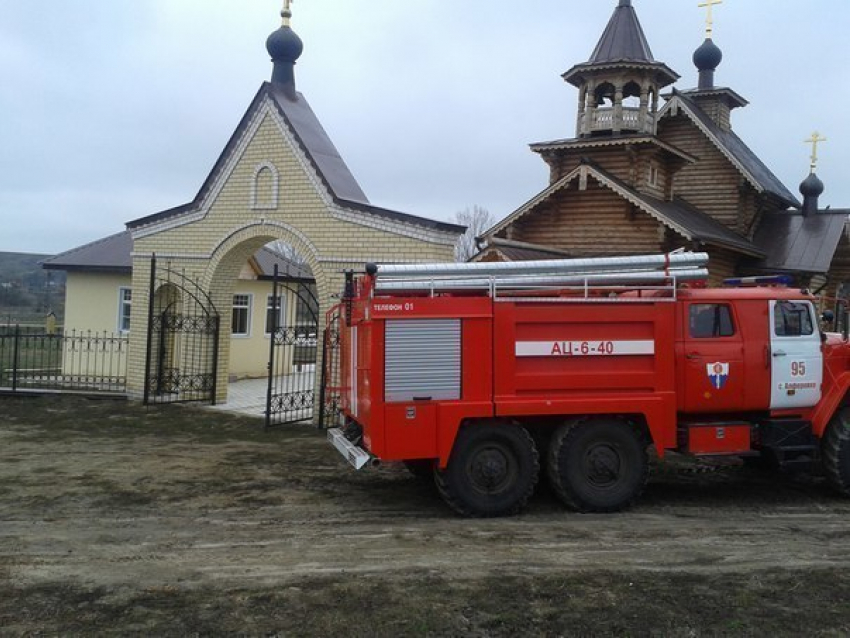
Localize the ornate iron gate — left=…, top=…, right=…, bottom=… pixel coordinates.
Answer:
left=318, top=305, right=343, bottom=429
left=265, top=265, right=319, bottom=427
left=144, top=257, right=220, bottom=405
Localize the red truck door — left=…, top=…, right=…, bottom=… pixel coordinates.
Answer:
left=680, top=301, right=746, bottom=413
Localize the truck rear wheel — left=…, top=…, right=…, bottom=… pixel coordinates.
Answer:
left=547, top=419, right=648, bottom=513
left=822, top=408, right=850, bottom=495
left=435, top=424, right=539, bottom=517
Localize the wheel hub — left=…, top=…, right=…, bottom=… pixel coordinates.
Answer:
left=585, top=444, right=621, bottom=487
left=468, top=446, right=515, bottom=493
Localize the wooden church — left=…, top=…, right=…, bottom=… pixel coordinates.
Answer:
left=476, top=0, right=850, bottom=298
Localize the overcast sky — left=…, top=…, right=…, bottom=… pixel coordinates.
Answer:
left=1, top=0, right=848, bottom=255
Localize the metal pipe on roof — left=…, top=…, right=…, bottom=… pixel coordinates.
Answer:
left=371, top=252, right=708, bottom=279
left=374, top=268, right=709, bottom=293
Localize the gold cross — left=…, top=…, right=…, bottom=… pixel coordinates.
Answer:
left=805, top=132, right=827, bottom=172
left=698, top=0, right=723, bottom=37
left=282, top=0, right=293, bottom=27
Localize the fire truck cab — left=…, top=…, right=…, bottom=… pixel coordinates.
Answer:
left=327, top=253, right=850, bottom=517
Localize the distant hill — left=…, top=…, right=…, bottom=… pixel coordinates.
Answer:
left=0, top=251, right=66, bottom=324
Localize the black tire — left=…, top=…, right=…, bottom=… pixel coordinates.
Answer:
left=403, top=460, right=435, bottom=480
left=822, top=408, right=850, bottom=495
left=547, top=418, right=649, bottom=513
left=434, top=424, right=539, bottom=517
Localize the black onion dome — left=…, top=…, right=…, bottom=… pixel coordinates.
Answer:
left=800, top=172, right=825, bottom=198
left=693, top=38, right=723, bottom=72
left=267, top=25, right=303, bottom=63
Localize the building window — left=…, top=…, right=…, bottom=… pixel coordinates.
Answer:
left=118, top=288, right=132, bottom=333
left=265, top=295, right=285, bottom=335
left=648, top=162, right=660, bottom=187
left=689, top=304, right=735, bottom=338
left=232, top=294, right=251, bottom=337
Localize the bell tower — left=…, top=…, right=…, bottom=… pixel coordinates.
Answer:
left=563, top=0, right=679, bottom=138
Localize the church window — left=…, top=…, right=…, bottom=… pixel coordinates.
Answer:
left=251, top=162, right=280, bottom=210
left=648, top=162, right=660, bottom=187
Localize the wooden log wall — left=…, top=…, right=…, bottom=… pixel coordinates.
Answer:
left=658, top=115, right=756, bottom=231
left=703, top=248, right=738, bottom=285
left=547, top=146, right=669, bottom=201
left=508, top=181, right=663, bottom=257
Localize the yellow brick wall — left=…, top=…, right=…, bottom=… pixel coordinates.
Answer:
left=126, top=100, right=458, bottom=405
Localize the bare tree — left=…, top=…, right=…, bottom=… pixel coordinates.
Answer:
left=453, top=205, right=494, bottom=262
left=269, top=240, right=310, bottom=270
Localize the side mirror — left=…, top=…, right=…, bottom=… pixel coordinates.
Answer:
left=840, top=306, right=850, bottom=342
left=822, top=310, right=836, bottom=324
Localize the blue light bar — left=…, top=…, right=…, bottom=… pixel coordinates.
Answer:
left=723, top=275, right=795, bottom=287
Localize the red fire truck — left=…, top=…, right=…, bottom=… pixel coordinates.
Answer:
left=327, top=252, right=850, bottom=517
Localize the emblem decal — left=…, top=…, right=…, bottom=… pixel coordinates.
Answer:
left=707, top=362, right=730, bottom=390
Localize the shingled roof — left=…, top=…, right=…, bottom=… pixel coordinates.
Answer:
left=471, top=238, right=573, bottom=263
left=752, top=210, right=850, bottom=274
left=42, top=230, right=314, bottom=281
left=252, top=246, right=313, bottom=281
left=41, top=231, right=133, bottom=273
left=127, top=83, right=463, bottom=236
left=562, top=0, right=679, bottom=88
left=589, top=0, right=654, bottom=64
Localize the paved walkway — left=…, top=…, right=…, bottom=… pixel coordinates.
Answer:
left=206, top=377, right=269, bottom=419
left=206, top=373, right=316, bottom=423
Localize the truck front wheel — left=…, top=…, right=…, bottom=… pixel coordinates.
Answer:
left=822, top=407, right=850, bottom=495
left=435, top=424, right=539, bottom=517
left=547, top=419, right=649, bottom=513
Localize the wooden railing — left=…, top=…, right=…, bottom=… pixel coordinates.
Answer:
left=589, top=107, right=644, bottom=132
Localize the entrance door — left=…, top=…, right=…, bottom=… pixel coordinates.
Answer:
left=769, top=300, right=822, bottom=409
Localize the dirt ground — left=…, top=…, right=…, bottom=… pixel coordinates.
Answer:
left=2, top=395, right=850, bottom=636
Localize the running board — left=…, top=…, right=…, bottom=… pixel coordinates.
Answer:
left=327, top=428, right=373, bottom=470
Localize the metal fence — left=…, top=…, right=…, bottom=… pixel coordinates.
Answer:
left=0, top=326, right=128, bottom=395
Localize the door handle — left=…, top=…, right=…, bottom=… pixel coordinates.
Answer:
left=686, top=353, right=699, bottom=360
left=773, top=350, right=787, bottom=357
